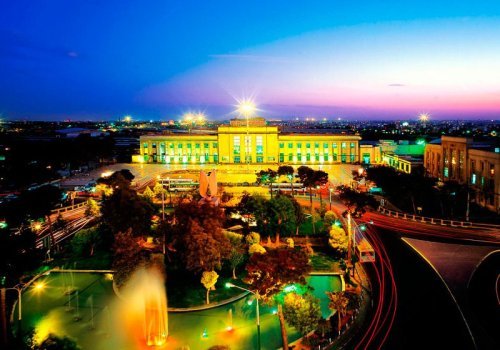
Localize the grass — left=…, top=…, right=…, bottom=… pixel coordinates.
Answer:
left=310, top=251, right=338, bottom=272
left=166, top=272, right=246, bottom=308
left=299, top=217, right=326, bottom=236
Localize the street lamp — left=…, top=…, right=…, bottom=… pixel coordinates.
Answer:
left=237, top=100, right=256, bottom=167
left=329, top=188, right=333, bottom=210
left=225, top=282, right=260, bottom=350
left=316, top=186, right=323, bottom=206
left=3, top=281, right=45, bottom=322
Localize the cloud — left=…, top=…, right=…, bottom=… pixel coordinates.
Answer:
left=387, top=83, right=406, bottom=87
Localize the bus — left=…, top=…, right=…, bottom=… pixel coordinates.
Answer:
left=356, top=238, right=376, bottom=263
left=160, top=178, right=199, bottom=192
left=269, top=182, right=305, bottom=194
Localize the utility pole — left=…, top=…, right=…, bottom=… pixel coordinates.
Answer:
left=347, top=211, right=353, bottom=272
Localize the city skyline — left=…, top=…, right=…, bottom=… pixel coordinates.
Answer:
left=1, top=1, right=500, bottom=120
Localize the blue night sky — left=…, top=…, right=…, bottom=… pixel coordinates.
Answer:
left=1, top=1, right=500, bottom=121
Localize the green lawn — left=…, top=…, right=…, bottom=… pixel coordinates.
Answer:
left=310, top=252, right=338, bottom=272
left=299, top=217, right=325, bottom=236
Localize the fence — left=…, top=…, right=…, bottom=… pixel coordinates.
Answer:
left=377, top=206, right=500, bottom=230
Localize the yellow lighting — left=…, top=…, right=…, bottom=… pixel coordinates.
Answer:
left=101, top=171, right=113, bottom=178
left=237, top=99, right=256, bottom=118
left=124, top=115, right=132, bottom=123
left=33, top=282, right=45, bottom=291
left=419, top=113, right=429, bottom=122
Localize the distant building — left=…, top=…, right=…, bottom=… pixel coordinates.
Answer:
left=378, top=139, right=425, bottom=174
left=425, top=136, right=499, bottom=212
left=134, top=117, right=361, bottom=165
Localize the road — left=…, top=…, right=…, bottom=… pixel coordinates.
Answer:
left=35, top=216, right=95, bottom=250
left=374, top=227, right=476, bottom=350
left=363, top=210, right=500, bottom=245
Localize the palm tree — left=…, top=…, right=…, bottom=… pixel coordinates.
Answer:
left=278, top=165, right=295, bottom=196
left=326, top=291, right=349, bottom=335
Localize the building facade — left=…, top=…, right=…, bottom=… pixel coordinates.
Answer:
left=425, top=136, right=499, bottom=212
left=135, top=118, right=362, bottom=165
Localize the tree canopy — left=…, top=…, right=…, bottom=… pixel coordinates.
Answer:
left=245, top=247, right=311, bottom=301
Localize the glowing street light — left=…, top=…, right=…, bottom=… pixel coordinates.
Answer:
left=237, top=99, right=257, bottom=166
left=237, top=100, right=256, bottom=118
left=225, top=282, right=261, bottom=350
left=418, top=113, right=429, bottom=122
left=3, top=281, right=45, bottom=324
left=123, top=115, right=132, bottom=123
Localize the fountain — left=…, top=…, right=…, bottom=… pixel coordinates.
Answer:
left=73, top=290, right=81, bottom=321
left=88, top=295, right=95, bottom=330
left=226, top=308, right=233, bottom=331
left=115, top=266, right=168, bottom=347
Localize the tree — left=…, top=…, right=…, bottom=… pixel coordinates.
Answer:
left=328, top=225, right=348, bottom=255
left=245, top=232, right=261, bottom=245
left=283, top=292, right=322, bottom=336
left=278, top=165, right=295, bottom=196
left=267, top=194, right=297, bottom=245
left=35, top=333, right=80, bottom=350
left=142, top=186, right=154, bottom=200
left=224, top=230, right=245, bottom=279
left=326, top=291, right=349, bottom=335
left=173, top=202, right=231, bottom=274
left=201, top=270, right=219, bottom=304
left=297, top=167, right=328, bottom=234
left=336, top=185, right=378, bottom=217
left=112, top=229, right=145, bottom=287
left=100, top=173, right=155, bottom=236
left=323, top=211, right=337, bottom=228
left=153, top=182, right=166, bottom=200
left=70, top=227, right=101, bottom=258
left=238, top=194, right=269, bottom=237
left=228, top=248, right=245, bottom=279
left=84, top=198, right=100, bottom=217
left=256, top=168, right=278, bottom=197
left=245, top=247, right=311, bottom=350
left=248, top=243, right=266, bottom=255
left=289, top=196, right=305, bottom=235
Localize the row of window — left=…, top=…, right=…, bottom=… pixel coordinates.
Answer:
left=143, top=142, right=218, bottom=149
left=279, top=142, right=356, bottom=149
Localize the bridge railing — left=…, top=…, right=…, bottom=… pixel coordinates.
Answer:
left=377, top=207, right=500, bottom=230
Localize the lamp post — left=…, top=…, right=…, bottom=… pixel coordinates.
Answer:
left=237, top=100, right=256, bottom=170
left=2, top=281, right=45, bottom=331
left=226, top=282, right=260, bottom=350
left=329, top=188, right=333, bottom=211
left=317, top=186, right=323, bottom=206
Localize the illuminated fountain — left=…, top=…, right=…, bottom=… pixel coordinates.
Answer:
left=116, top=266, right=168, bottom=348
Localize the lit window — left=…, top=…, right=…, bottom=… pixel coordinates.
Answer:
left=306, top=143, right=311, bottom=148
left=471, top=173, right=477, bottom=185
left=341, top=142, right=346, bottom=148
left=288, top=143, right=293, bottom=148
left=279, top=143, right=284, bottom=148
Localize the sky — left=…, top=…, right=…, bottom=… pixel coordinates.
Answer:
left=1, top=1, right=500, bottom=121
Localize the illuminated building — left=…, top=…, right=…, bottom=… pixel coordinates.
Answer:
left=134, top=117, right=361, bottom=165
left=425, top=136, right=500, bottom=212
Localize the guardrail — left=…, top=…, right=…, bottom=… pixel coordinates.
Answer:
left=377, top=207, right=500, bottom=230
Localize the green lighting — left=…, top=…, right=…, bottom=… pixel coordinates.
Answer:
left=359, top=224, right=367, bottom=231
left=334, top=220, right=342, bottom=227
left=247, top=299, right=254, bottom=305
left=201, top=328, right=208, bottom=339
left=225, top=282, right=232, bottom=289
left=283, top=285, right=297, bottom=293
